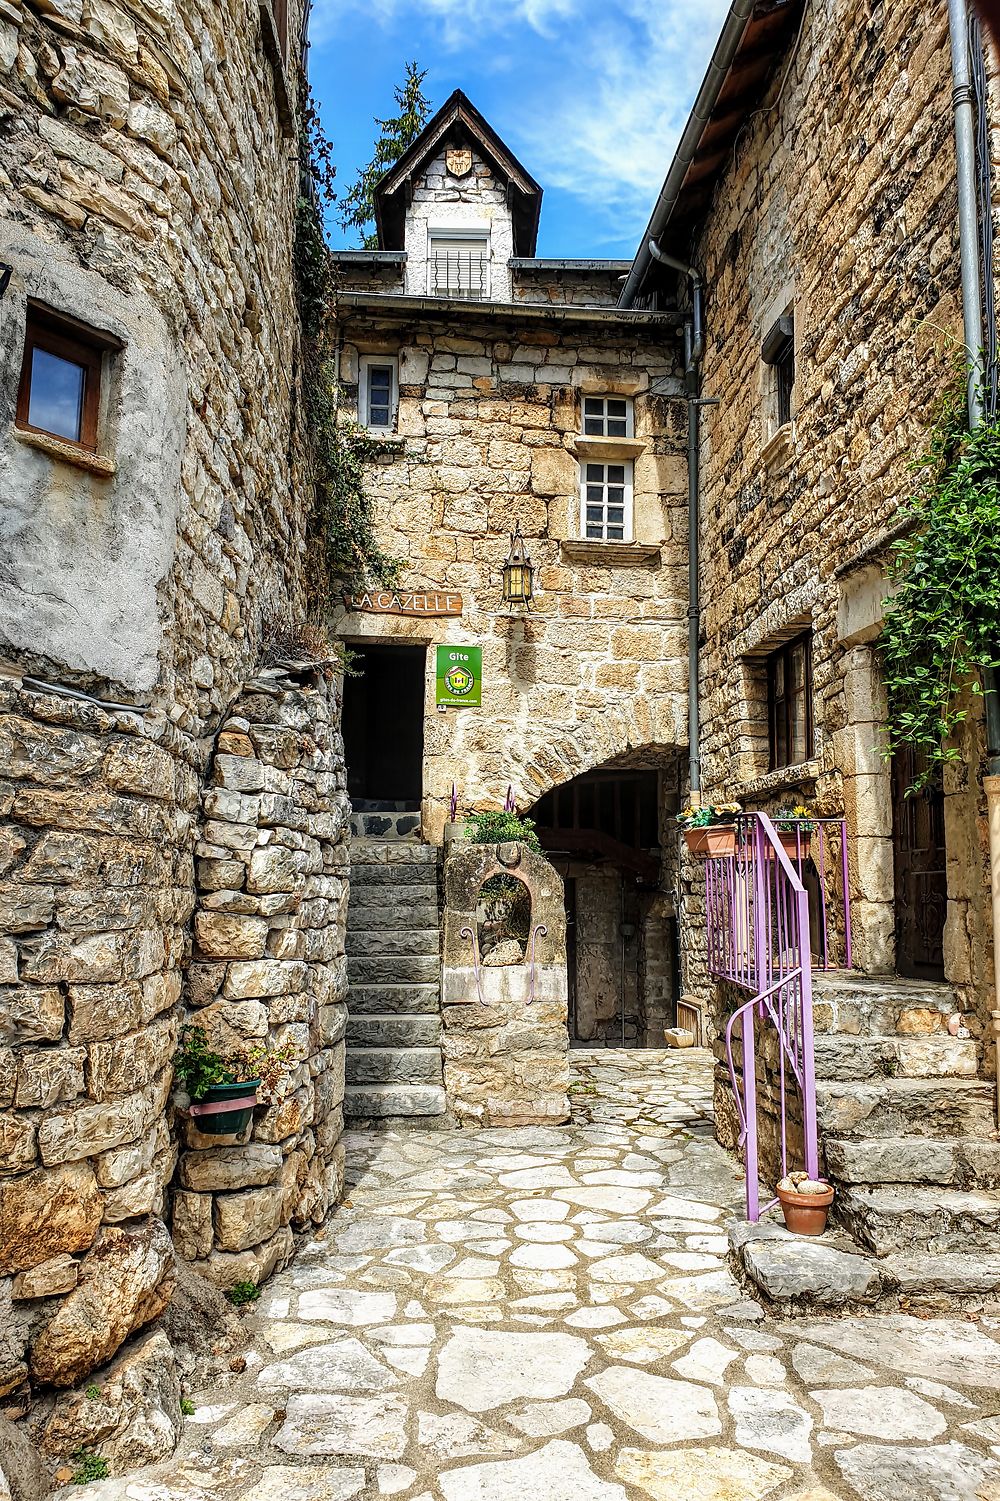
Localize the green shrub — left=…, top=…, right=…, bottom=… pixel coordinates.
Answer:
left=224, top=1281, right=261, bottom=1307
left=465, top=810, right=541, bottom=852
left=71, top=1451, right=109, bottom=1485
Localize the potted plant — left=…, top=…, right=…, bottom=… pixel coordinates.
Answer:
left=173, top=1027, right=293, bottom=1137
left=676, top=803, right=742, bottom=857
left=771, top=805, right=816, bottom=861
left=776, top=1171, right=835, bottom=1235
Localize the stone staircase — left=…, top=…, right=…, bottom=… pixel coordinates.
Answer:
left=344, top=841, right=447, bottom=1124
left=735, top=972, right=1000, bottom=1307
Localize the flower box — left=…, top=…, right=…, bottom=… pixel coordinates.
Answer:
left=684, top=824, right=737, bottom=858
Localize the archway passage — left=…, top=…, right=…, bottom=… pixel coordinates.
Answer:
left=530, top=763, right=679, bottom=1048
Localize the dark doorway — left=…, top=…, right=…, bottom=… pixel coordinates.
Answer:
left=532, top=767, right=668, bottom=1047
left=892, top=747, right=947, bottom=980
left=342, top=644, right=425, bottom=805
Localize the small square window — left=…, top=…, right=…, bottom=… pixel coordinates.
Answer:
left=360, top=356, right=398, bottom=432
left=767, top=632, right=813, bottom=770
left=579, top=459, right=633, bottom=542
left=582, top=395, right=633, bottom=439
left=16, top=303, right=117, bottom=454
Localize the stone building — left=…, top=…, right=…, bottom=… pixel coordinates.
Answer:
left=620, top=0, right=1000, bottom=1292
left=330, top=90, right=694, bottom=1117
left=0, top=0, right=349, bottom=1428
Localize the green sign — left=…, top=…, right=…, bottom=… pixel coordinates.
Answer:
left=436, top=645, right=482, bottom=707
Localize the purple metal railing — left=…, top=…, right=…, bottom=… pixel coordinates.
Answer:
left=708, top=814, right=841, bottom=1220
left=706, top=816, right=852, bottom=985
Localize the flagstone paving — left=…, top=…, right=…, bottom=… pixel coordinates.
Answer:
left=64, top=1050, right=1000, bottom=1501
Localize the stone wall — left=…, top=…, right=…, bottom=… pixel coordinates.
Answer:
left=440, top=839, right=569, bottom=1125
left=684, top=0, right=995, bottom=1036
left=0, top=0, right=350, bottom=1421
left=511, top=266, right=628, bottom=308
left=0, top=678, right=189, bottom=1398
left=173, top=671, right=349, bottom=1288
left=331, top=303, right=690, bottom=835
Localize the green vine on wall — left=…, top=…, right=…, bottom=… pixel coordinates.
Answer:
left=880, top=374, right=1000, bottom=787
left=295, top=78, right=401, bottom=600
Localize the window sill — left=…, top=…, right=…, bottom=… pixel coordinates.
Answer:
left=366, top=432, right=406, bottom=450
left=560, top=539, right=660, bottom=567
left=259, top=1, right=294, bottom=137
left=571, top=435, right=646, bottom=462
left=13, top=427, right=116, bottom=477
left=733, top=759, right=820, bottom=799
left=761, top=422, right=795, bottom=469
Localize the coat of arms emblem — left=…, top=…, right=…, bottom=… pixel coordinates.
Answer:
left=446, top=148, right=473, bottom=177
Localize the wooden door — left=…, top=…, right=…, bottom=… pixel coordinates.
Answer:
left=892, top=748, right=947, bottom=980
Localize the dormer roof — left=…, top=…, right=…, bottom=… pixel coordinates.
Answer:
left=374, top=89, right=543, bottom=256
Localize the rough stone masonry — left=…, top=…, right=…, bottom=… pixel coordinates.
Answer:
left=0, top=0, right=350, bottom=1438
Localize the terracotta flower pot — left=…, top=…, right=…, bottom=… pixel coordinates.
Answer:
left=767, top=831, right=811, bottom=861
left=776, top=1181, right=834, bottom=1236
left=684, top=824, right=737, bottom=858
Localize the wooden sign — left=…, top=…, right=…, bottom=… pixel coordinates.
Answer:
left=344, top=590, right=463, bottom=618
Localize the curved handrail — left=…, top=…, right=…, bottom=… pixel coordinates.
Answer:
left=717, top=812, right=819, bottom=1221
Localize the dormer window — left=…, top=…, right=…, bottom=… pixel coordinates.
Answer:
left=428, top=232, right=489, bottom=300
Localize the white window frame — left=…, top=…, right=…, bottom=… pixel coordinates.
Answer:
left=579, top=459, right=634, bottom=543
left=427, top=227, right=491, bottom=300
left=359, top=355, right=398, bottom=432
left=582, top=394, right=634, bottom=438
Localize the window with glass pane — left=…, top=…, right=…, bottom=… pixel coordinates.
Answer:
left=366, top=365, right=393, bottom=427
left=582, top=395, right=632, bottom=438
left=582, top=461, right=631, bottom=542
left=16, top=304, right=109, bottom=453
left=767, top=632, right=813, bottom=770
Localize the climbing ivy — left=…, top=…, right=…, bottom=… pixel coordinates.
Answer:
left=880, top=375, right=1000, bottom=787
left=294, top=75, right=400, bottom=599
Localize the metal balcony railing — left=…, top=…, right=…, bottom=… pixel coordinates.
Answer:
left=430, top=250, right=489, bottom=301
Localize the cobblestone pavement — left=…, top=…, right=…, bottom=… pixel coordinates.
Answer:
left=66, top=1050, right=1000, bottom=1501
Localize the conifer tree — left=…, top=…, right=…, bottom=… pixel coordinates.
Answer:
left=339, top=63, right=432, bottom=249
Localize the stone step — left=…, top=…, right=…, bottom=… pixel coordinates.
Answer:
left=350, top=863, right=439, bottom=886
left=348, top=954, right=440, bottom=985
left=347, top=1013, right=442, bottom=1049
left=732, top=1220, right=1000, bottom=1309
left=825, top=1135, right=1000, bottom=1188
left=344, top=1082, right=447, bottom=1119
left=346, top=1046, right=443, bottom=1085
left=348, top=896, right=439, bottom=930
left=813, top=1033, right=978, bottom=1082
left=834, top=1184, right=1000, bottom=1255
left=816, top=1077, right=997, bottom=1140
left=812, top=973, right=959, bottom=1037
left=351, top=840, right=439, bottom=866
left=347, top=983, right=441, bottom=1016
left=347, top=928, right=440, bottom=958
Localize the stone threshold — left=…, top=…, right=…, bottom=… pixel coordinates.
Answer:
left=729, top=1217, right=1000, bottom=1314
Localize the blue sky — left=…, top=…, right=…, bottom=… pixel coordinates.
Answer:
left=309, top=0, right=730, bottom=259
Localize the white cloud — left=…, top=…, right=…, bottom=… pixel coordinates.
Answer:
left=310, top=0, right=579, bottom=48
left=513, top=0, right=731, bottom=238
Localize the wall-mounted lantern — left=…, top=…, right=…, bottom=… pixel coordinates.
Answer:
left=502, top=524, right=534, bottom=610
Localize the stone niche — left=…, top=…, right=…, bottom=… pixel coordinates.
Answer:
left=441, top=841, right=569, bottom=1126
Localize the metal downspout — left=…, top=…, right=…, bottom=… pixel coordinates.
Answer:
left=948, top=0, right=1000, bottom=1107
left=649, top=239, right=706, bottom=802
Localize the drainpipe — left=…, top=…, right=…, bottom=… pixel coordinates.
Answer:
left=948, top=0, right=1000, bottom=1112
left=649, top=239, right=706, bottom=804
